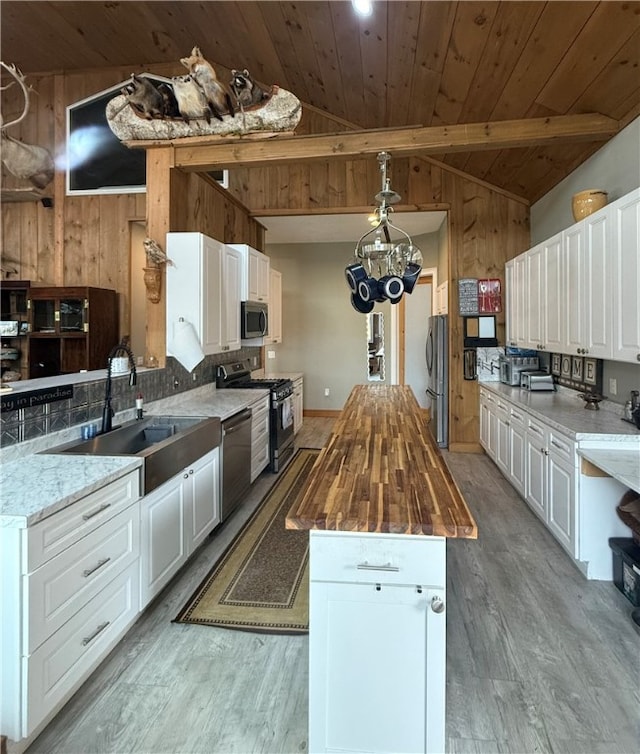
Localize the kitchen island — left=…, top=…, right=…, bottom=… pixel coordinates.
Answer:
left=286, top=384, right=477, bottom=754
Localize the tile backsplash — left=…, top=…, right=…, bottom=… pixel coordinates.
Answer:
left=0, top=347, right=261, bottom=447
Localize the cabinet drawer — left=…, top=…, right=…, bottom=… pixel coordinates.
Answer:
left=549, top=430, right=575, bottom=464
left=26, top=470, right=140, bottom=572
left=25, top=505, right=139, bottom=653
left=310, top=531, right=445, bottom=588
left=24, top=562, right=139, bottom=737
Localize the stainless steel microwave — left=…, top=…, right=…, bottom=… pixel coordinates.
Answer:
left=241, top=301, right=269, bottom=339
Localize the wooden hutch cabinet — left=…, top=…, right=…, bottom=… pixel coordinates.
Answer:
left=28, top=287, right=118, bottom=378
left=1, top=280, right=30, bottom=381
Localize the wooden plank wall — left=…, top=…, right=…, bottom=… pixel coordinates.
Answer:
left=226, top=156, right=530, bottom=449
left=1, top=63, right=529, bottom=447
left=1, top=62, right=261, bottom=345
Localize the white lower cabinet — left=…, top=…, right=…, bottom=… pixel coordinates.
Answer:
left=140, top=447, right=219, bottom=608
left=309, top=530, right=446, bottom=754
left=0, top=471, right=141, bottom=743
left=250, top=393, right=270, bottom=482
left=525, top=417, right=577, bottom=556
left=480, top=386, right=633, bottom=579
left=293, top=376, right=303, bottom=434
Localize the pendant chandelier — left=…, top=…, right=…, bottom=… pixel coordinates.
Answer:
left=345, top=151, right=422, bottom=313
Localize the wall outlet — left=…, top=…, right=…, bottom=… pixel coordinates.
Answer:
left=192, top=373, right=197, bottom=382
left=267, top=350, right=276, bottom=359
left=609, top=378, right=617, bottom=395
left=324, top=388, right=330, bottom=397
left=136, top=355, right=144, bottom=366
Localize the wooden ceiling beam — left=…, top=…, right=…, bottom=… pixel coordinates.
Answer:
left=165, top=114, right=619, bottom=171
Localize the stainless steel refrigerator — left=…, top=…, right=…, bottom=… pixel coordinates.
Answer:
left=425, top=314, right=448, bottom=448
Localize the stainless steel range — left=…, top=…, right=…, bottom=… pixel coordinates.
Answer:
left=216, top=362, right=295, bottom=473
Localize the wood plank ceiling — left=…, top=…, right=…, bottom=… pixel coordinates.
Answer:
left=2, top=1, right=639, bottom=203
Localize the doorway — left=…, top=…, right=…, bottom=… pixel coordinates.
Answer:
left=397, top=274, right=434, bottom=408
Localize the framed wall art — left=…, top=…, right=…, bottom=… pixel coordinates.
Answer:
left=571, top=356, right=584, bottom=382
left=583, top=357, right=601, bottom=388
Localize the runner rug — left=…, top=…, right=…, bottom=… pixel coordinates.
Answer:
left=174, top=448, right=319, bottom=634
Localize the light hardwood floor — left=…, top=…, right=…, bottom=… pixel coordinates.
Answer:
left=26, top=418, right=638, bottom=754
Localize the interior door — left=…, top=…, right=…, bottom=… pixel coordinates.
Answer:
left=401, top=277, right=433, bottom=409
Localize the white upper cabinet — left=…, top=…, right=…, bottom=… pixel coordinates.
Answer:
left=166, top=232, right=241, bottom=355
left=506, top=187, right=639, bottom=363
left=228, top=243, right=270, bottom=303
left=265, top=267, right=282, bottom=345
left=564, top=211, right=611, bottom=359
left=611, top=188, right=640, bottom=363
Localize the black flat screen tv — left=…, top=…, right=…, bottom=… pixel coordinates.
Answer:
left=66, top=77, right=228, bottom=195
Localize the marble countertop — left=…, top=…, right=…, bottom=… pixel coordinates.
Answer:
left=0, top=456, right=142, bottom=528
left=480, top=382, right=640, bottom=441
left=0, top=383, right=265, bottom=528
left=578, top=449, right=640, bottom=494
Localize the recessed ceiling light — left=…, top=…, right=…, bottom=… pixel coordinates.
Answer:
left=352, top=0, right=373, bottom=18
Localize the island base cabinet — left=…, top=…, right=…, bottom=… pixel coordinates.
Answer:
left=309, top=531, right=446, bottom=754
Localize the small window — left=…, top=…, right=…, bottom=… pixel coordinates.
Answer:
left=66, top=76, right=228, bottom=195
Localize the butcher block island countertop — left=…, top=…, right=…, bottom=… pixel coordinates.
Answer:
left=286, top=384, right=477, bottom=538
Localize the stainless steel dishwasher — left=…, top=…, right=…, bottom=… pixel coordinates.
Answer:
left=220, top=408, right=252, bottom=522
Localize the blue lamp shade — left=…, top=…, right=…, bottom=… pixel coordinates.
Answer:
left=357, top=277, right=379, bottom=303
left=345, top=263, right=367, bottom=293
left=351, top=292, right=374, bottom=313
left=378, top=275, right=404, bottom=303
left=402, top=262, right=422, bottom=294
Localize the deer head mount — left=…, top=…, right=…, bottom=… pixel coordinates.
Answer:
left=1, top=62, right=54, bottom=190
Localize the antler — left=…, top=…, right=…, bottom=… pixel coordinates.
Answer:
left=0, top=62, right=31, bottom=130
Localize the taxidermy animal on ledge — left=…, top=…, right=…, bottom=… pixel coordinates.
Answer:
left=180, top=46, right=235, bottom=120
left=0, top=61, right=54, bottom=189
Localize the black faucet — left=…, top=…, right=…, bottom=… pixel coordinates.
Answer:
left=101, top=341, right=137, bottom=435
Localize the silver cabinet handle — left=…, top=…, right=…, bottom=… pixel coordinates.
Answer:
left=82, top=621, right=110, bottom=646
left=83, top=557, right=111, bottom=578
left=82, top=503, right=111, bottom=521
left=357, top=562, right=399, bottom=572
left=431, top=596, right=445, bottom=614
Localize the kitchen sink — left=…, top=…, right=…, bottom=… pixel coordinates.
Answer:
left=44, top=415, right=221, bottom=493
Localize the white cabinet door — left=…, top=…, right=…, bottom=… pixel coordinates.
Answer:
left=229, top=243, right=270, bottom=303
left=513, top=253, right=528, bottom=345
left=479, top=390, right=490, bottom=450
left=611, top=188, right=640, bottom=363
left=543, top=233, right=563, bottom=353
left=265, top=268, right=282, bottom=344
left=187, top=448, right=220, bottom=552
left=525, top=420, right=547, bottom=520
left=250, top=395, right=270, bottom=482
left=563, top=214, right=612, bottom=359
left=166, top=232, right=231, bottom=356
left=547, top=451, right=576, bottom=556
left=504, top=260, right=515, bottom=347
left=525, top=242, right=544, bottom=350
left=495, top=400, right=510, bottom=477
left=310, top=581, right=444, bottom=754
left=582, top=211, right=611, bottom=359
left=293, top=376, right=303, bottom=434
left=140, top=475, right=186, bottom=608
left=508, top=407, right=526, bottom=496
left=309, top=532, right=446, bottom=754
left=223, top=244, right=242, bottom=351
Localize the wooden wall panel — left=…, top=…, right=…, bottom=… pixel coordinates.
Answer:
left=227, top=155, right=530, bottom=449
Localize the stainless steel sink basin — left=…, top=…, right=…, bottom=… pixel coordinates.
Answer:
left=44, top=415, right=221, bottom=493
